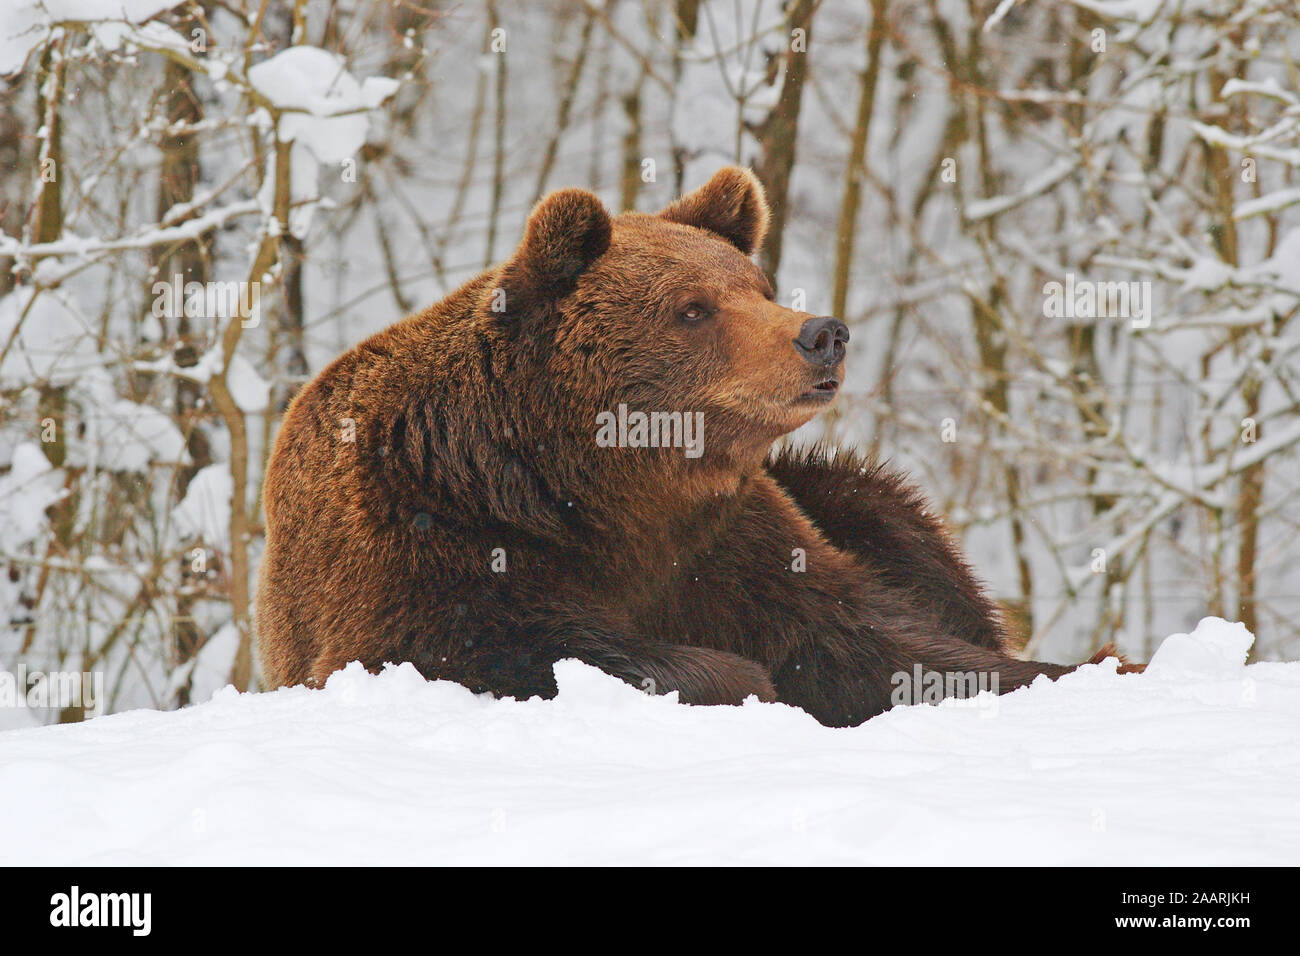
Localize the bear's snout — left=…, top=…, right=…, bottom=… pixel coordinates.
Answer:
left=794, top=316, right=849, bottom=368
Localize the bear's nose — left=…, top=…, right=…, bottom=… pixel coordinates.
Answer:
left=794, top=316, right=849, bottom=367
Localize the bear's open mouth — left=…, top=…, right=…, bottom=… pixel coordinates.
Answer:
left=799, top=378, right=840, bottom=403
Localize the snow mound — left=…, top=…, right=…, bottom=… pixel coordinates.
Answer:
left=1, top=617, right=1297, bottom=865
left=1147, top=618, right=1255, bottom=677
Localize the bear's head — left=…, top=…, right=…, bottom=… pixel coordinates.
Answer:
left=482, top=166, right=847, bottom=490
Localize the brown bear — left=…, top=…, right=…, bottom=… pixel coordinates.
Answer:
left=257, top=166, right=1134, bottom=727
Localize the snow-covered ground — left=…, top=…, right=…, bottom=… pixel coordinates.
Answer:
left=2, top=616, right=1296, bottom=865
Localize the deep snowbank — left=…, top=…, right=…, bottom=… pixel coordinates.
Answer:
left=2, top=617, right=1296, bottom=865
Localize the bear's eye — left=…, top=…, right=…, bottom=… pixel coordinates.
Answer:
left=680, top=304, right=713, bottom=322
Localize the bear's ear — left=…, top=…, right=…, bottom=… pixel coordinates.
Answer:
left=658, top=166, right=770, bottom=256
left=491, top=188, right=612, bottom=315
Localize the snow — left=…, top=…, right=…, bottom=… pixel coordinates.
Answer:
left=1221, top=76, right=1298, bottom=106
left=67, top=369, right=188, bottom=471
left=964, top=156, right=1083, bottom=222
left=1147, top=619, right=1254, bottom=676
left=0, top=1, right=182, bottom=75
left=164, top=621, right=239, bottom=704
left=247, top=47, right=397, bottom=164
left=226, top=353, right=271, bottom=413
left=1, top=617, right=1295, bottom=865
left=0, top=443, right=65, bottom=548
left=247, top=46, right=398, bottom=237
left=0, top=288, right=102, bottom=388
left=133, top=346, right=268, bottom=408
left=1255, top=226, right=1300, bottom=294
left=171, top=462, right=231, bottom=550
left=89, top=17, right=188, bottom=58
left=1180, top=255, right=1237, bottom=293
left=1234, top=186, right=1300, bottom=220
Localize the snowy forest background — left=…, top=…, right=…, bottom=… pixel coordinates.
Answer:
left=1, top=0, right=1297, bottom=726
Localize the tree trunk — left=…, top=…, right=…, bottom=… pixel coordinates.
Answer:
left=752, top=0, right=816, bottom=287
left=151, top=53, right=214, bottom=705
left=830, top=0, right=887, bottom=321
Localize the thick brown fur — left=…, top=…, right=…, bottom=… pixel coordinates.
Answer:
left=257, top=166, right=1139, bottom=727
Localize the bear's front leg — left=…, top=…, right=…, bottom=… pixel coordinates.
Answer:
left=673, top=472, right=1093, bottom=727
left=766, top=445, right=1007, bottom=651
left=771, top=624, right=1076, bottom=727
left=418, top=606, right=777, bottom=707
left=581, top=643, right=778, bottom=705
